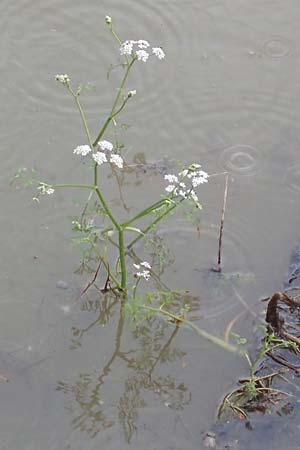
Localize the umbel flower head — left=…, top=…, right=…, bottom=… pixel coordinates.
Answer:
left=120, top=40, right=165, bottom=62
left=55, top=74, right=70, bottom=86
left=73, top=140, right=124, bottom=170
left=163, top=164, right=209, bottom=206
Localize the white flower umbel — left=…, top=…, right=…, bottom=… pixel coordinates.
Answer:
left=163, top=164, right=208, bottom=201
left=92, top=152, right=107, bottom=165
left=152, top=47, right=165, bottom=60
left=110, top=154, right=124, bottom=169
left=165, top=184, right=176, bottom=193
left=120, top=40, right=134, bottom=56
left=136, top=40, right=150, bottom=49
left=164, top=174, right=178, bottom=184
left=73, top=145, right=92, bottom=156
left=98, top=140, right=113, bottom=152
left=38, top=184, right=55, bottom=195
left=136, top=50, right=149, bottom=62
left=55, top=74, right=70, bottom=86
left=120, top=40, right=166, bottom=62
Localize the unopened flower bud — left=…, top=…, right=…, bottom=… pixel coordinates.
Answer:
left=128, top=90, right=137, bottom=98
left=105, top=15, right=112, bottom=25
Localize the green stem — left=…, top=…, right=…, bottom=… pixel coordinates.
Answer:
left=93, top=58, right=136, bottom=147
left=127, top=202, right=180, bottom=250
left=95, top=188, right=121, bottom=231
left=68, top=87, right=93, bottom=149
left=122, top=198, right=171, bottom=228
left=52, top=183, right=96, bottom=190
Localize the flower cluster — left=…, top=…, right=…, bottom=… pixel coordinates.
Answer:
left=164, top=164, right=209, bottom=204
left=133, top=261, right=151, bottom=280
left=55, top=74, right=70, bottom=86
left=73, top=140, right=124, bottom=169
left=37, top=183, right=55, bottom=195
left=120, top=40, right=165, bottom=62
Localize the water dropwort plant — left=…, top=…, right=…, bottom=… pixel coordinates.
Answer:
left=17, top=16, right=209, bottom=298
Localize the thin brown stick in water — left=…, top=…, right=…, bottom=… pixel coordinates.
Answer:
left=213, top=173, right=229, bottom=272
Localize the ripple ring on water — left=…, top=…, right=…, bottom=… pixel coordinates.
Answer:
left=261, top=37, right=291, bottom=58
left=219, top=144, right=261, bottom=175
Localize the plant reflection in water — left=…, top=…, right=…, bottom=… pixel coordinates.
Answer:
left=56, top=291, right=192, bottom=443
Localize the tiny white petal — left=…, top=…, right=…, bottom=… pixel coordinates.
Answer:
left=140, top=261, right=151, bottom=269
left=110, top=154, right=124, bottom=169
left=92, top=152, right=107, bottom=165
left=152, top=47, right=165, bottom=60
left=98, top=140, right=113, bottom=152
left=133, top=263, right=141, bottom=269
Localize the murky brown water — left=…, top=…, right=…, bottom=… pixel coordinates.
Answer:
left=1, top=1, right=300, bottom=449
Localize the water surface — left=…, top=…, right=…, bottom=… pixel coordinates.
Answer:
left=1, top=1, right=300, bottom=449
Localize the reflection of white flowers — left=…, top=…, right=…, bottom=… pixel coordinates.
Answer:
left=120, top=40, right=166, bottom=61
left=133, top=261, right=151, bottom=280
left=92, top=152, right=107, bottom=165
left=98, top=140, right=113, bottom=152
left=110, top=154, right=124, bottom=169
left=152, top=47, right=165, bottom=59
left=73, top=145, right=92, bottom=156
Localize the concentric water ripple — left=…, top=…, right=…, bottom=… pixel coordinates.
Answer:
left=218, top=144, right=262, bottom=176
left=261, top=37, right=291, bottom=58
left=156, top=219, right=255, bottom=319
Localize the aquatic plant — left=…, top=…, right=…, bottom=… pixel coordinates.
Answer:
left=15, top=15, right=208, bottom=297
